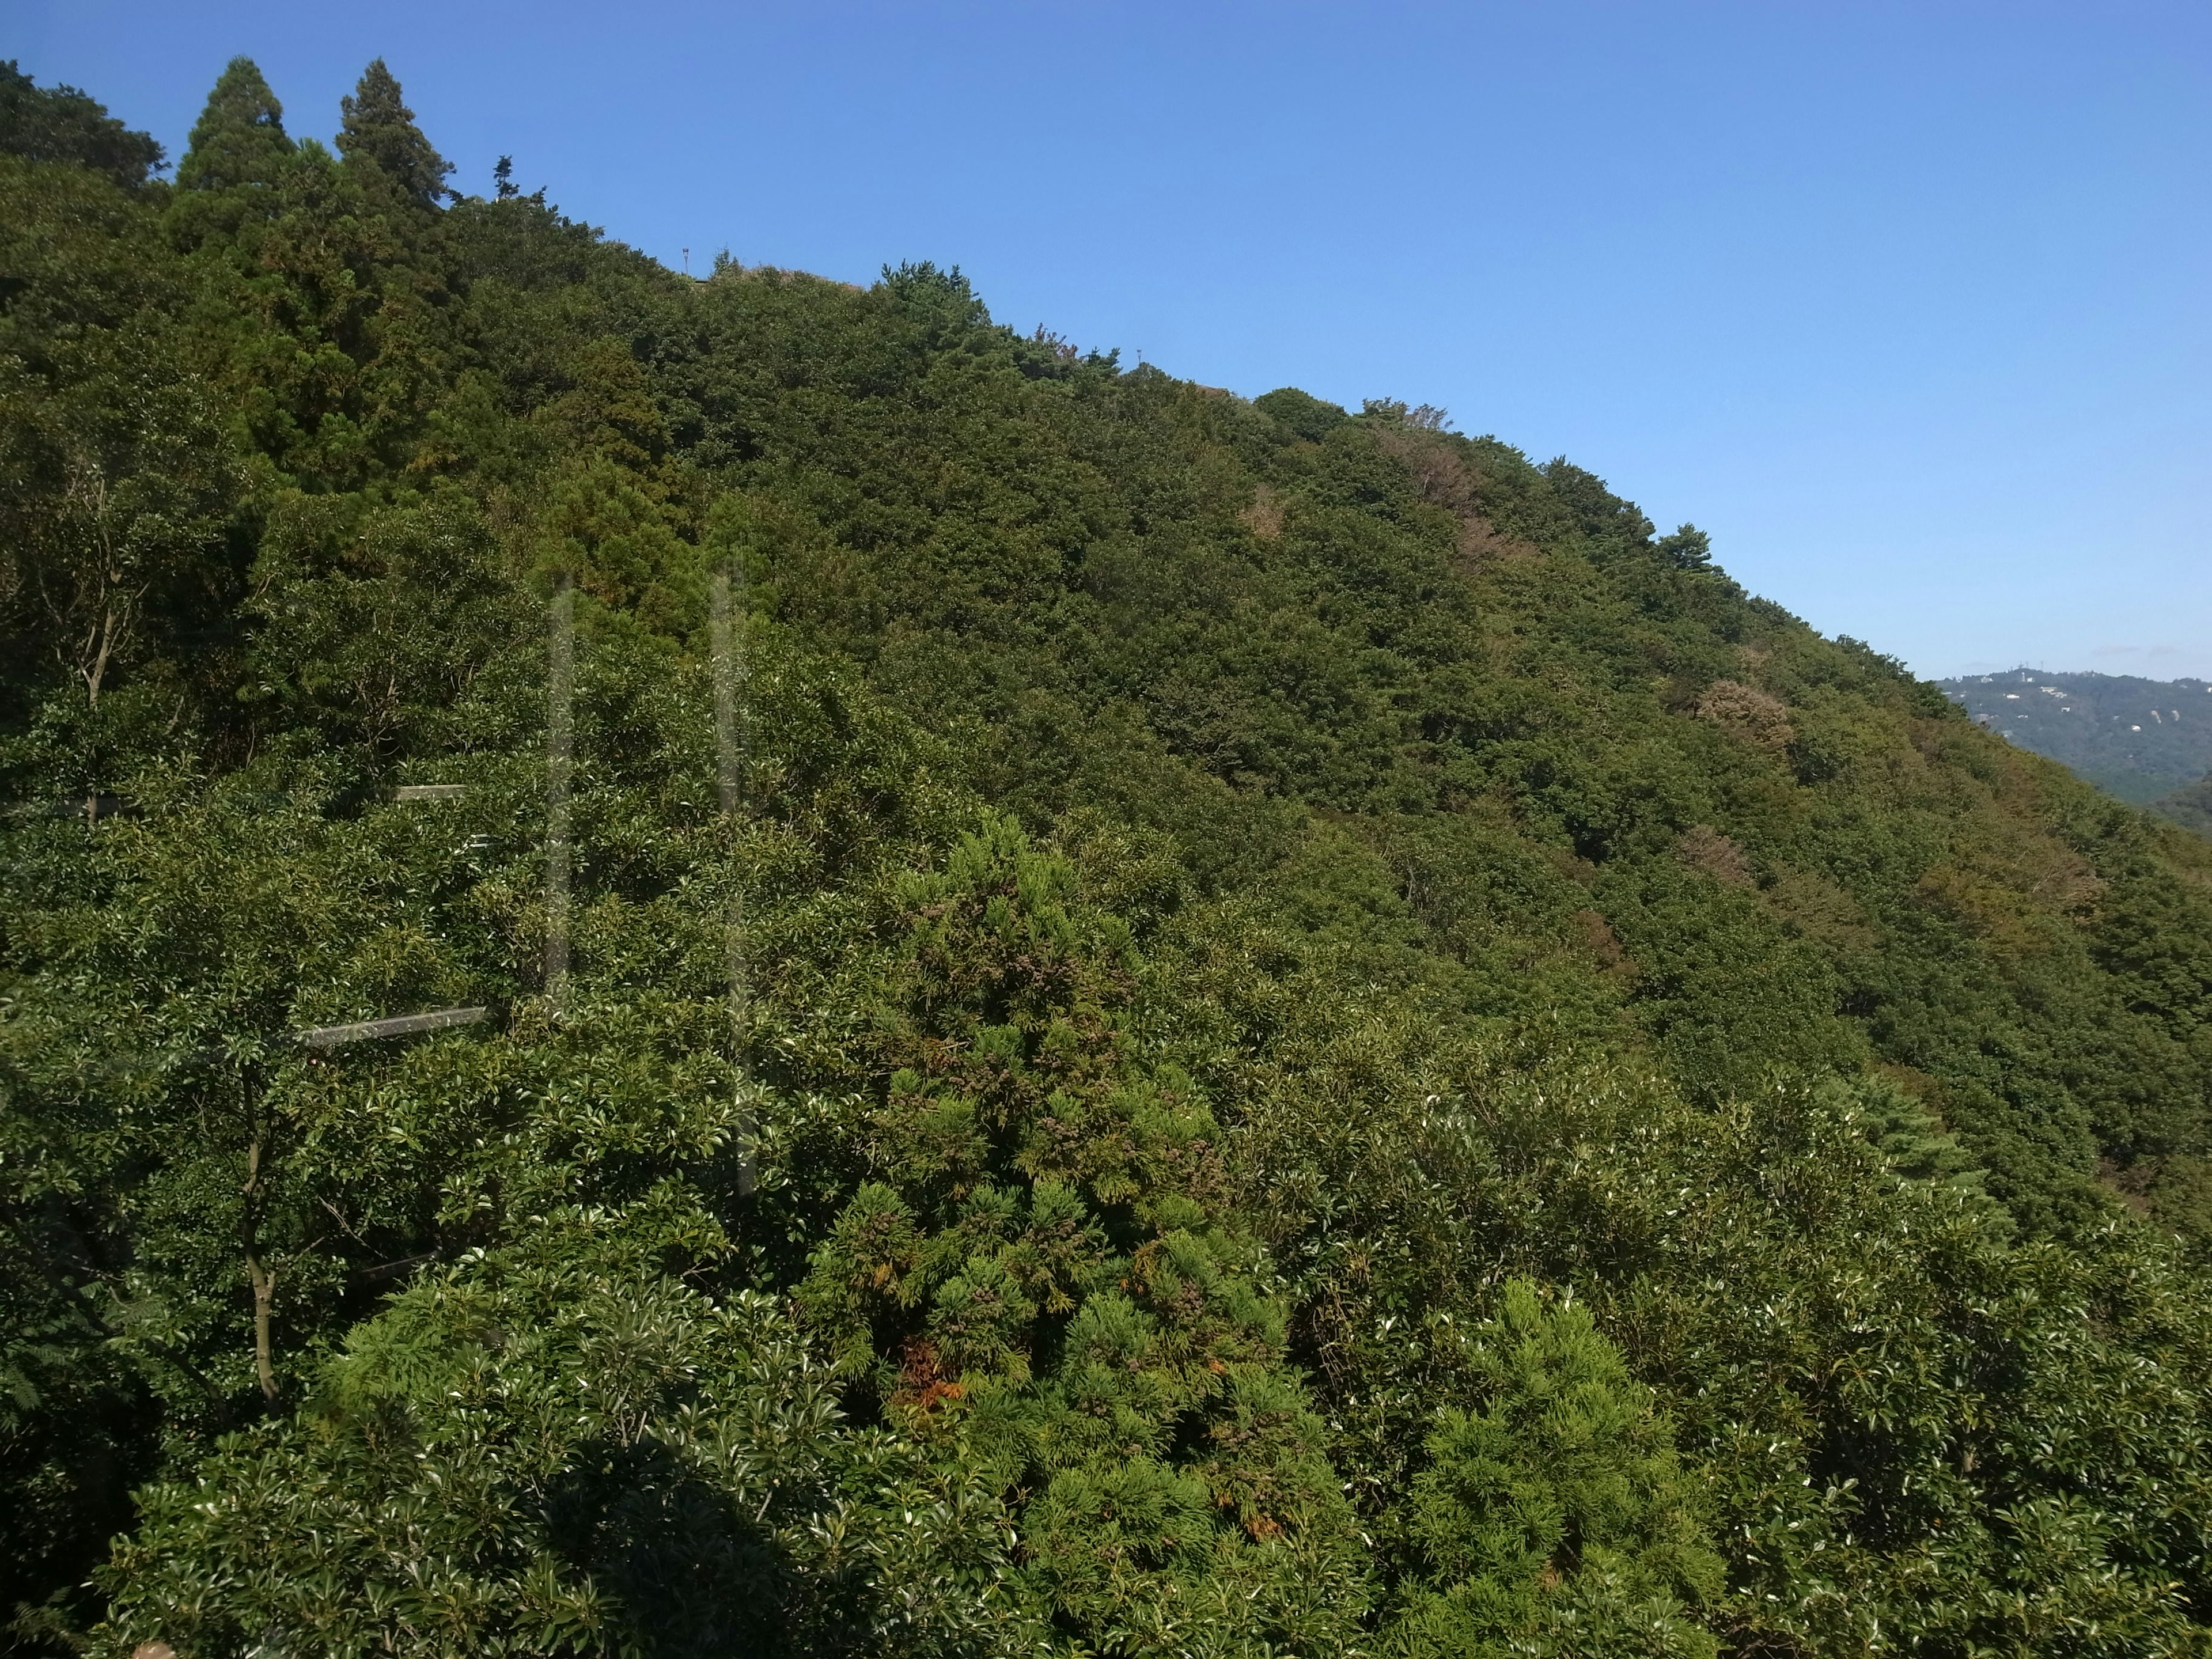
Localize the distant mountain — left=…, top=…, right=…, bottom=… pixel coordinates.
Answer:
left=1937, top=668, right=2212, bottom=806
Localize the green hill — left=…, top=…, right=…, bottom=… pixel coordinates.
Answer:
left=6, top=56, right=2212, bottom=1658
left=1938, top=668, right=2212, bottom=806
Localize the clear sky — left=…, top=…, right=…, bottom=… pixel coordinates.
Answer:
left=13, top=1, right=2211, bottom=680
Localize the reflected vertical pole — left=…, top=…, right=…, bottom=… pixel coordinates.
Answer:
left=709, top=565, right=755, bottom=1195
left=546, top=576, right=574, bottom=1021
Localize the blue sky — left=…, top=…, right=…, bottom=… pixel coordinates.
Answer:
left=13, top=1, right=2210, bottom=680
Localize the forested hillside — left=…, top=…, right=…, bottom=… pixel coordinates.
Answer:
left=1938, top=668, right=2212, bottom=809
left=2159, top=775, right=2212, bottom=839
left=6, top=58, right=2212, bottom=1658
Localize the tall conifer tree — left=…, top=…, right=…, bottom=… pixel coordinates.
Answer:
left=336, top=59, right=449, bottom=206
left=172, top=56, right=289, bottom=194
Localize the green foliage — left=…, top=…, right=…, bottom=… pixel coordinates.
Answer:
left=1253, top=387, right=1349, bottom=442
left=1653, top=524, right=1710, bottom=572
left=3, top=52, right=2212, bottom=1659
left=798, top=818, right=1372, bottom=1653
left=172, top=57, right=291, bottom=198
left=99, top=1228, right=1036, bottom=1658
left=2156, top=771, right=2212, bottom=839
left=336, top=60, right=452, bottom=207
left=0, top=148, right=241, bottom=729
left=1391, top=1283, right=1721, bottom=1658
left=0, top=63, right=163, bottom=190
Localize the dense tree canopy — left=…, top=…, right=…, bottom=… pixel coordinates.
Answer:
left=0, top=62, right=164, bottom=191
left=3, top=58, right=2211, bottom=1658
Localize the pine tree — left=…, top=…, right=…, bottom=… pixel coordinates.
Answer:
left=172, top=56, right=289, bottom=195
left=1391, top=1282, right=1722, bottom=1658
left=336, top=59, right=449, bottom=207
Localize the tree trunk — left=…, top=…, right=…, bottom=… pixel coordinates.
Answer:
left=243, top=1137, right=278, bottom=1402
left=84, top=602, right=117, bottom=706
left=247, top=1252, right=277, bottom=1402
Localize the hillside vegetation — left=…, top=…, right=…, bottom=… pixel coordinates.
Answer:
left=6, top=58, right=2212, bottom=1658
left=2158, top=775, right=2212, bottom=839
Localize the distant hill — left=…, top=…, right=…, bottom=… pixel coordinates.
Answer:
left=1937, top=668, right=2212, bottom=806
